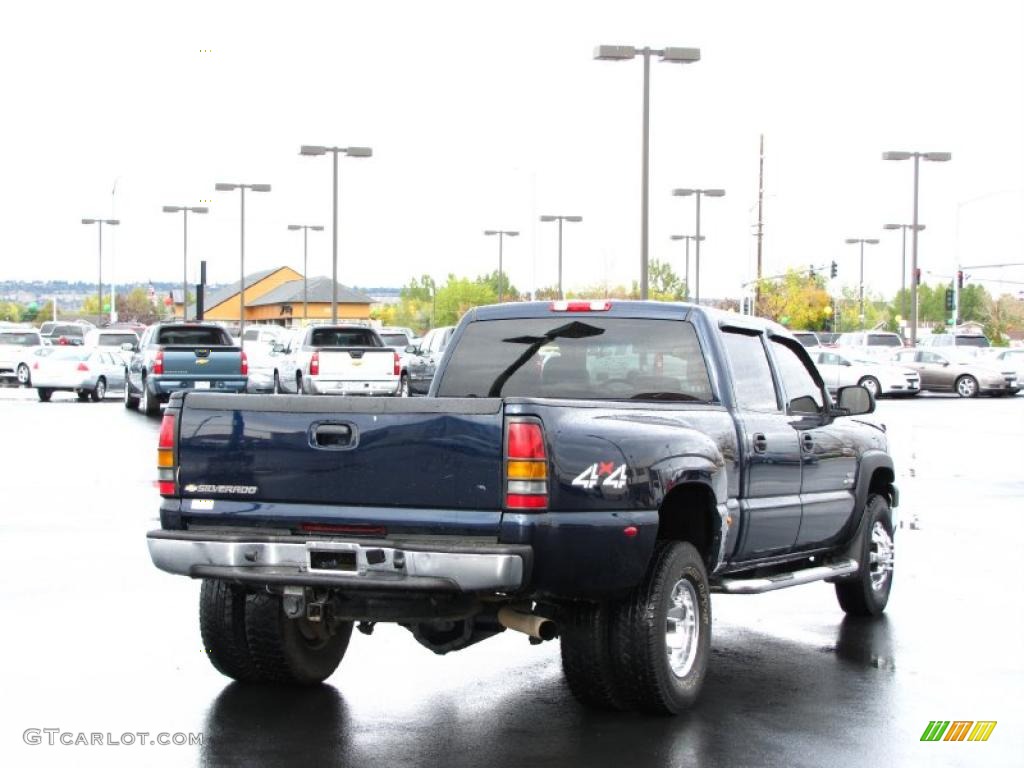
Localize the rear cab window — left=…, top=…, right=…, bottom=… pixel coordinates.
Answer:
left=310, top=328, right=382, bottom=347
left=867, top=334, right=902, bottom=348
left=0, top=332, right=41, bottom=346
left=436, top=318, right=713, bottom=401
left=156, top=327, right=232, bottom=346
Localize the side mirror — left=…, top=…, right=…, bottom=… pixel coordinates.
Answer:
left=789, top=395, right=820, bottom=415
left=842, top=360, right=852, bottom=367
left=836, top=385, right=874, bottom=415
left=406, top=345, right=419, bottom=354
left=121, top=342, right=134, bottom=352
left=271, top=343, right=286, bottom=353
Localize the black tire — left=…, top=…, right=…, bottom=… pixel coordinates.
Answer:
left=91, top=377, right=106, bottom=402
left=608, top=541, right=711, bottom=714
left=141, top=378, right=160, bottom=416
left=199, top=580, right=261, bottom=682
left=76, top=390, right=91, bottom=402
left=37, top=388, right=52, bottom=402
left=835, top=494, right=895, bottom=617
left=955, top=374, right=979, bottom=398
left=272, top=370, right=281, bottom=394
left=296, top=373, right=304, bottom=395
left=124, top=377, right=139, bottom=410
left=858, top=376, right=881, bottom=399
left=560, top=601, right=626, bottom=710
left=399, top=372, right=410, bottom=398
left=16, top=363, right=30, bottom=387
left=244, top=591, right=353, bottom=685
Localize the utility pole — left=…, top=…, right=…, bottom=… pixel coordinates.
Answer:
left=755, top=133, right=765, bottom=312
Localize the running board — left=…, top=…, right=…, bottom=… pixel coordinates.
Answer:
left=711, top=558, right=859, bottom=594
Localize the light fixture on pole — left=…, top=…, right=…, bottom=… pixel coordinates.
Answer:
left=287, top=224, right=324, bottom=324
left=539, top=215, right=583, bottom=299
left=669, top=234, right=704, bottom=299
left=882, top=150, right=951, bottom=345
left=671, top=188, right=725, bottom=304
left=300, top=144, right=373, bottom=323
left=483, top=230, right=519, bottom=303
left=214, top=182, right=271, bottom=337
left=162, top=206, right=209, bottom=321
left=844, top=238, right=881, bottom=325
left=883, top=223, right=926, bottom=325
left=595, top=44, right=701, bottom=300
left=81, top=218, right=120, bottom=326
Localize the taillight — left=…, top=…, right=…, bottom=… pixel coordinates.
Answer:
left=310, top=350, right=320, bottom=375
left=76, top=362, right=89, bottom=372
left=505, top=419, right=548, bottom=510
left=157, top=412, right=177, bottom=497
left=393, top=351, right=401, bottom=376
left=33, top=362, right=39, bottom=370
left=240, top=350, right=248, bottom=376
left=152, top=348, right=164, bottom=375
left=551, top=300, right=611, bottom=312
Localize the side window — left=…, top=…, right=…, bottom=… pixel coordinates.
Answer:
left=722, top=330, right=779, bottom=412
left=819, top=352, right=839, bottom=366
left=770, top=339, right=824, bottom=413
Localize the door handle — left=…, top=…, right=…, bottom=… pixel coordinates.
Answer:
left=801, top=433, right=814, bottom=452
left=312, top=423, right=356, bottom=449
left=752, top=433, right=768, bottom=453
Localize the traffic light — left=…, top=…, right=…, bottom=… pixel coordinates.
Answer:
left=741, top=297, right=751, bottom=315
left=830, top=261, right=838, bottom=278
left=809, top=266, right=816, bottom=278
left=914, top=267, right=921, bottom=285
left=957, top=270, right=964, bottom=289
left=945, top=288, right=955, bottom=312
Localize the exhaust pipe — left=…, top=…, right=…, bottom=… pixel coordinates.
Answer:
left=498, top=606, right=557, bottom=641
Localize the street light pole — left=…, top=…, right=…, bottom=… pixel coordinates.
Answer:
left=883, top=223, right=926, bottom=327
left=163, top=206, right=209, bottom=321
left=81, top=218, right=119, bottom=326
left=484, top=230, right=519, bottom=302
left=300, top=145, right=373, bottom=323
left=595, top=44, right=700, bottom=299
left=844, top=238, right=880, bottom=324
left=669, top=234, right=704, bottom=298
left=288, top=224, right=324, bottom=324
left=883, top=150, right=951, bottom=345
left=540, top=215, right=583, bottom=299
left=215, top=183, right=271, bottom=337
left=672, top=188, right=725, bottom=304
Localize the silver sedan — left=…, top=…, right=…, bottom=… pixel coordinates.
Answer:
left=31, top=347, right=126, bottom=402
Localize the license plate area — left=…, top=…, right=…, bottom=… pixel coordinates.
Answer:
left=309, top=550, right=357, bottom=572
left=194, top=381, right=210, bottom=390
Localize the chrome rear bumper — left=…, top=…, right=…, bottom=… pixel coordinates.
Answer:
left=147, top=530, right=527, bottom=592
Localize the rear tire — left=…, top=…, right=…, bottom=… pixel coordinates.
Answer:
left=16, top=363, right=30, bottom=386
left=608, top=541, right=711, bottom=714
left=399, top=372, right=410, bottom=397
left=91, top=377, right=106, bottom=402
left=272, top=371, right=281, bottom=394
left=560, top=601, right=626, bottom=710
left=955, top=375, right=979, bottom=398
left=199, top=580, right=261, bottom=682
left=835, top=494, right=894, bottom=617
left=76, top=390, right=90, bottom=402
left=124, top=378, right=139, bottom=410
left=858, top=376, right=881, bottom=399
left=244, top=591, right=353, bottom=684
left=37, top=388, right=52, bottom=402
left=141, top=378, right=160, bottom=416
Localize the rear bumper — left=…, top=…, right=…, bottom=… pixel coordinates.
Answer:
left=147, top=529, right=529, bottom=592
left=150, top=378, right=247, bottom=396
left=306, top=376, right=400, bottom=396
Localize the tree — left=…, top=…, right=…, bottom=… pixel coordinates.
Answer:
left=0, top=301, right=21, bottom=322
left=116, top=287, right=165, bottom=324
left=432, top=274, right=499, bottom=326
left=476, top=270, right=519, bottom=302
left=647, top=259, right=687, bottom=301
left=755, top=270, right=835, bottom=330
left=982, top=294, right=1024, bottom=346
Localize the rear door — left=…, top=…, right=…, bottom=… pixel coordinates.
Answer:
left=721, top=328, right=803, bottom=559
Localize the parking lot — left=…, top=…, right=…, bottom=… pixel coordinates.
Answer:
left=0, top=385, right=1021, bottom=768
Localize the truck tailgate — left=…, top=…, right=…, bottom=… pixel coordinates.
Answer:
left=318, top=347, right=394, bottom=379
left=162, top=345, right=243, bottom=377
left=176, top=394, right=504, bottom=511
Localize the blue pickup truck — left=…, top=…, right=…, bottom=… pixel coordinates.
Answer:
left=148, top=301, right=897, bottom=714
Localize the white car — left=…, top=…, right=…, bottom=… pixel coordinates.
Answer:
left=814, top=350, right=920, bottom=398
left=83, top=329, right=141, bottom=366
left=0, top=328, right=44, bottom=386
left=30, top=347, right=126, bottom=402
left=833, top=331, right=906, bottom=360
left=988, top=348, right=1024, bottom=386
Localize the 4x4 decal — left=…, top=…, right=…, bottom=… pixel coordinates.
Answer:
left=572, top=462, right=628, bottom=490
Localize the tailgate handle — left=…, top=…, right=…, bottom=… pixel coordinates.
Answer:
left=312, top=423, right=356, bottom=449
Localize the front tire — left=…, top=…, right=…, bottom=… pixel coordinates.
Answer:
left=858, top=376, right=881, bottom=399
left=955, top=375, right=979, bottom=398
left=199, top=580, right=260, bottom=682
left=608, top=541, right=711, bottom=714
left=835, top=494, right=895, bottom=617
left=244, top=591, right=353, bottom=685
left=91, top=377, right=106, bottom=402
left=37, top=388, right=52, bottom=402
left=16, top=363, right=30, bottom=387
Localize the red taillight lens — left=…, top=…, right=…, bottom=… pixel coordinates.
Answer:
left=157, top=413, right=176, bottom=497
left=551, top=300, right=611, bottom=312
left=76, top=362, right=89, bottom=372
left=393, top=351, right=401, bottom=376
left=152, top=348, right=164, bottom=375
left=506, top=420, right=548, bottom=510
left=240, top=350, right=248, bottom=376
left=310, top=350, right=320, bottom=376
left=33, top=362, right=39, bottom=370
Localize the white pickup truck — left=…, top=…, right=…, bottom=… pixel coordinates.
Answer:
left=277, top=325, right=400, bottom=396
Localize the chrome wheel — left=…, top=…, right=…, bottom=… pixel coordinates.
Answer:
left=16, top=363, right=30, bottom=386
left=868, top=521, right=895, bottom=592
left=859, top=377, right=880, bottom=398
left=399, top=373, right=410, bottom=397
left=665, top=579, right=700, bottom=678
left=92, top=378, right=106, bottom=401
left=956, top=375, right=978, bottom=398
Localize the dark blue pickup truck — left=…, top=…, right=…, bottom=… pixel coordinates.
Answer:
left=148, top=301, right=897, bottom=714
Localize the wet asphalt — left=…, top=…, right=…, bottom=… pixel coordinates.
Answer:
left=0, top=385, right=1021, bottom=768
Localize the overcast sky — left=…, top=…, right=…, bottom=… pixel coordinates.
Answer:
left=2, top=0, right=1022, bottom=302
